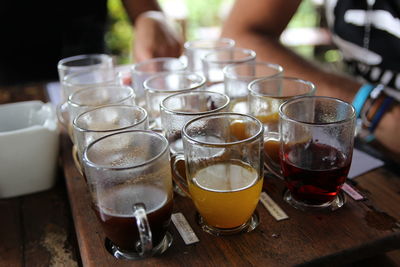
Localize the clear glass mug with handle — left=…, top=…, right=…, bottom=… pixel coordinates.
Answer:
left=160, top=90, right=230, bottom=196
left=172, top=112, right=264, bottom=236
left=72, top=104, right=148, bottom=176
left=248, top=76, right=316, bottom=181
left=57, top=54, right=114, bottom=100
left=223, top=61, right=283, bottom=114
left=57, top=84, right=135, bottom=140
left=143, top=71, right=206, bottom=130
left=82, top=130, right=174, bottom=260
left=279, top=96, right=356, bottom=212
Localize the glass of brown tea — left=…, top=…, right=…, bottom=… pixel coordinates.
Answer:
left=82, top=130, right=173, bottom=259
left=248, top=76, right=316, bottom=181
left=279, top=96, right=356, bottom=211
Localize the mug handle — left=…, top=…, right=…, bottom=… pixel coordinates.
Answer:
left=170, top=153, right=190, bottom=198
left=132, top=203, right=153, bottom=257
left=72, top=145, right=84, bottom=177
left=56, top=102, right=69, bottom=128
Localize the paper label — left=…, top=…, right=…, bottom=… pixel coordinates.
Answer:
left=342, top=183, right=364, bottom=201
left=171, top=213, right=199, bottom=245
left=260, top=192, right=289, bottom=221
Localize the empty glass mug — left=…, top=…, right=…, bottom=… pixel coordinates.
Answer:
left=183, top=38, right=235, bottom=73
left=131, top=57, right=187, bottom=108
left=143, top=71, right=206, bottom=130
left=72, top=104, right=148, bottom=175
left=82, top=130, right=174, bottom=259
left=223, top=61, right=283, bottom=113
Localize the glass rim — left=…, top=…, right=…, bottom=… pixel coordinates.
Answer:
left=279, top=95, right=356, bottom=126
left=160, top=90, right=230, bottom=116
left=131, top=57, right=187, bottom=74
left=184, top=37, right=235, bottom=50
left=183, top=112, right=264, bottom=147
left=82, top=129, right=169, bottom=171
left=57, top=54, right=112, bottom=71
left=143, top=71, right=206, bottom=93
left=202, top=48, right=256, bottom=65
left=62, top=69, right=116, bottom=87
left=72, top=104, right=148, bottom=133
left=223, top=61, right=284, bottom=80
left=248, top=76, right=316, bottom=98
left=68, top=85, right=135, bottom=108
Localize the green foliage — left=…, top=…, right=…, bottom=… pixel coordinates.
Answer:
left=106, top=0, right=133, bottom=64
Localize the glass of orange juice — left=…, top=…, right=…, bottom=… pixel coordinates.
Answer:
left=174, top=112, right=264, bottom=236
left=248, top=77, right=316, bottom=180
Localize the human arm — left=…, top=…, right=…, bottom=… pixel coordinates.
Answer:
left=121, top=0, right=183, bottom=62
left=221, top=0, right=400, bottom=153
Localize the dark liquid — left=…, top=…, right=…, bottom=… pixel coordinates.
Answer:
left=94, top=185, right=173, bottom=251
left=281, top=143, right=350, bottom=205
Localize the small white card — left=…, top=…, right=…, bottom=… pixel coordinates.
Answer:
left=348, top=149, right=384, bottom=179
left=171, top=213, right=199, bottom=245
left=342, top=183, right=364, bottom=201
left=260, top=192, right=289, bottom=221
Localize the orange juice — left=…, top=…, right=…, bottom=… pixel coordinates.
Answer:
left=188, top=160, right=262, bottom=229
left=256, top=113, right=279, bottom=125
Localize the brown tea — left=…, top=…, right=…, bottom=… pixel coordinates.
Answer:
left=94, top=184, right=173, bottom=251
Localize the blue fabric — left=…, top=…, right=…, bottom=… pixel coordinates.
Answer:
left=352, top=84, right=375, bottom=118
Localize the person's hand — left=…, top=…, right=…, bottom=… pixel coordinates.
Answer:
left=134, top=11, right=183, bottom=62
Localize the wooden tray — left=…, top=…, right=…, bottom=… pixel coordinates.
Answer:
left=61, top=133, right=400, bottom=266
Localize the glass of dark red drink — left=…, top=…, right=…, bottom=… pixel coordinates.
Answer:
left=82, top=130, right=174, bottom=259
left=279, top=96, right=356, bottom=211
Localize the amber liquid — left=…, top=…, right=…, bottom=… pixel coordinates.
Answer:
left=281, top=143, right=350, bottom=205
left=189, top=160, right=262, bottom=229
left=94, top=185, right=173, bottom=251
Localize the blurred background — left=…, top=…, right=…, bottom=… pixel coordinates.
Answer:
left=107, top=0, right=341, bottom=67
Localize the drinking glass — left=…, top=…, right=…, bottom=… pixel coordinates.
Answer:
left=62, top=69, right=116, bottom=102
left=160, top=91, right=230, bottom=196
left=72, top=104, right=148, bottom=175
left=131, top=57, right=186, bottom=108
left=183, top=38, right=235, bottom=73
left=279, top=96, right=356, bottom=211
left=143, top=71, right=206, bottom=130
left=202, top=48, right=256, bottom=93
left=223, top=61, right=283, bottom=113
left=160, top=90, right=230, bottom=154
left=59, top=85, right=135, bottom=140
left=248, top=77, right=315, bottom=180
left=57, top=54, right=114, bottom=100
left=82, top=130, right=174, bottom=259
left=175, top=113, right=264, bottom=236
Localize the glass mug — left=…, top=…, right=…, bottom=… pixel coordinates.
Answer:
left=160, top=91, right=230, bottom=196
left=223, top=61, right=283, bottom=113
left=143, top=71, right=206, bottom=130
left=183, top=38, right=235, bottom=73
left=131, top=57, right=187, bottom=108
left=72, top=104, right=148, bottom=176
left=248, top=76, right=316, bottom=180
left=82, top=130, right=174, bottom=259
left=62, top=69, right=116, bottom=102
left=279, top=96, right=356, bottom=211
left=173, top=113, right=264, bottom=236
left=57, top=54, right=114, bottom=101
left=57, top=85, right=135, bottom=140
left=202, top=48, right=256, bottom=94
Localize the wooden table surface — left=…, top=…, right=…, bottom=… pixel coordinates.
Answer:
left=1, top=84, right=400, bottom=266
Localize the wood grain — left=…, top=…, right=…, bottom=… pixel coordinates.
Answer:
left=61, top=133, right=400, bottom=267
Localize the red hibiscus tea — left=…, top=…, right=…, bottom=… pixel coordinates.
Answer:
left=281, top=142, right=351, bottom=205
